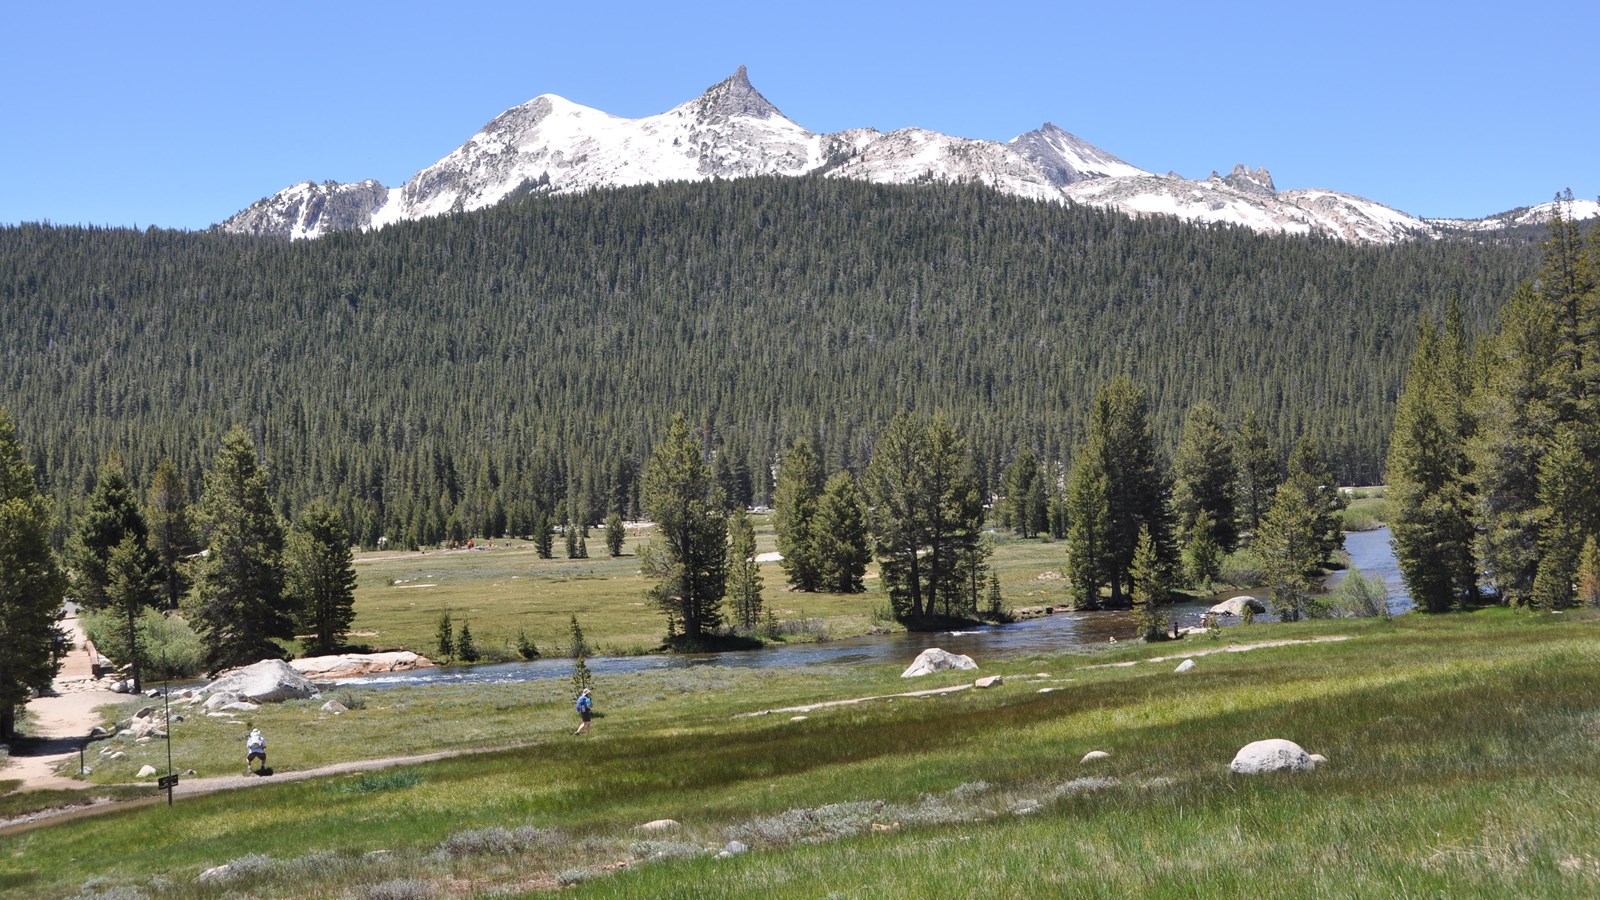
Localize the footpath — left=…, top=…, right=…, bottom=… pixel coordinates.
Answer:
left=1, top=610, right=124, bottom=791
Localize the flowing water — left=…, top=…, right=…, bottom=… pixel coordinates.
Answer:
left=338, top=528, right=1405, bottom=689
left=1327, top=527, right=1410, bottom=614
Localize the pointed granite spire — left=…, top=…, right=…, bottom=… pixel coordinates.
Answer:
left=696, top=65, right=784, bottom=122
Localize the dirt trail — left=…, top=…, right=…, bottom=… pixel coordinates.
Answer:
left=2, top=611, right=125, bottom=791
left=0, top=747, right=497, bottom=835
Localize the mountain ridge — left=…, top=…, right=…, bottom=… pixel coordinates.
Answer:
left=220, top=68, right=1598, bottom=243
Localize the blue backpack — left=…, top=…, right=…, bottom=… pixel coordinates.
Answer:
left=576, top=695, right=591, bottom=713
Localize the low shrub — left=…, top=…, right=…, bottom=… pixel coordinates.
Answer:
left=364, top=879, right=436, bottom=900
left=79, top=609, right=205, bottom=679
left=435, top=825, right=565, bottom=857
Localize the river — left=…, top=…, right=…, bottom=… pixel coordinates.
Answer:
left=1327, top=527, right=1410, bottom=615
left=336, top=528, right=1406, bottom=689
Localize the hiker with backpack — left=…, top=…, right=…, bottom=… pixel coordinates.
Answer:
left=574, top=688, right=593, bottom=735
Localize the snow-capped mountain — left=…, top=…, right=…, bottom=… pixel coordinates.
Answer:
left=218, top=67, right=1569, bottom=244
left=1427, top=197, right=1600, bottom=233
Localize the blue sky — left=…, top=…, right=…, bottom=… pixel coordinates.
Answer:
left=3, top=0, right=1595, bottom=230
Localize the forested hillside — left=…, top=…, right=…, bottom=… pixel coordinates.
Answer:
left=0, top=177, right=1537, bottom=546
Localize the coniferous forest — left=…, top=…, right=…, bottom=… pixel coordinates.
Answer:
left=0, top=176, right=1541, bottom=547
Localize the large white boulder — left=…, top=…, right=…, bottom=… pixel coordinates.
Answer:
left=1208, top=596, right=1266, bottom=617
left=290, top=651, right=436, bottom=681
left=901, top=648, right=978, bottom=678
left=1229, top=739, right=1316, bottom=774
left=202, top=659, right=320, bottom=703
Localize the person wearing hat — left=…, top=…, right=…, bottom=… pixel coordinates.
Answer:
left=245, top=726, right=267, bottom=774
left=574, top=688, right=593, bottom=735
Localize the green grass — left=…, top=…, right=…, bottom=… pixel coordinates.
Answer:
left=1341, top=485, right=1389, bottom=531
left=6, top=608, right=1600, bottom=897
left=345, top=521, right=1073, bottom=659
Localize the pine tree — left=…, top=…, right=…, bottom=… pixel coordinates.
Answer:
left=1531, top=427, right=1598, bottom=608
left=435, top=610, right=455, bottom=663
left=516, top=628, right=540, bottom=659
left=533, top=510, right=554, bottom=559
left=773, top=438, right=824, bottom=591
left=947, top=533, right=993, bottom=619
left=1469, top=284, right=1561, bottom=607
left=1171, top=401, right=1238, bottom=553
left=725, top=506, right=764, bottom=629
left=640, top=415, right=727, bottom=642
left=567, top=614, right=590, bottom=658
left=1064, top=434, right=1111, bottom=611
left=103, top=533, right=159, bottom=691
left=146, top=459, right=199, bottom=610
left=1129, top=525, right=1168, bottom=641
left=810, top=471, right=871, bottom=593
left=1235, top=408, right=1279, bottom=538
left=1001, top=448, right=1040, bottom=537
left=986, top=570, right=1004, bottom=619
left=569, top=614, right=593, bottom=698
left=863, top=413, right=984, bottom=621
left=189, top=428, right=291, bottom=673
left=285, top=500, right=358, bottom=655
left=1086, top=378, right=1175, bottom=605
left=865, top=414, right=932, bottom=619
left=1388, top=317, right=1478, bottom=612
left=565, top=521, right=580, bottom=559
left=455, top=620, right=479, bottom=662
left=1285, top=436, right=1347, bottom=566
left=0, top=409, right=67, bottom=740
left=69, top=459, right=151, bottom=614
left=1182, top=509, right=1223, bottom=592
left=70, top=459, right=159, bottom=691
left=605, top=511, right=625, bottom=557
left=1026, top=474, right=1050, bottom=541
left=1256, top=467, right=1328, bottom=623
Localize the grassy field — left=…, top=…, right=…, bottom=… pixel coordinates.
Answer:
left=343, top=520, right=1081, bottom=660
left=6, top=606, right=1599, bottom=898
left=1340, top=486, right=1389, bottom=531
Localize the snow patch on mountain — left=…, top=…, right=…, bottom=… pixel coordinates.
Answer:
left=219, top=68, right=1592, bottom=244
left=1010, top=123, right=1149, bottom=185
left=1428, top=198, right=1600, bottom=232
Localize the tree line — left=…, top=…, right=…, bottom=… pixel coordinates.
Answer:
left=0, top=177, right=1539, bottom=551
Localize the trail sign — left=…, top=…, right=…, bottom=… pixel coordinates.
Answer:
left=157, top=774, right=179, bottom=789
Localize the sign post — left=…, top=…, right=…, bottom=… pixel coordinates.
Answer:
left=162, top=654, right=175, bottom=806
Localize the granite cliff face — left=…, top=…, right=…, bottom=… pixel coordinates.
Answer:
left=218, top=67, right=1572, bottom=244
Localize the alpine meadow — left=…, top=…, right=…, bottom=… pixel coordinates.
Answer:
left=10, top=173, right=1600, bottom=900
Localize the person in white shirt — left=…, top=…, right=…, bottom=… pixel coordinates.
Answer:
left=246, top=727, right=267, bottom=774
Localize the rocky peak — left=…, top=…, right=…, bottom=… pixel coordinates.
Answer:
left=1009, top=122, right=1148, bottom=186
left=480, top=95, right=560, bottom=139
left=694, top=65, right=785, bottom=123
left=1218, top=163, right=1276, bottom=196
